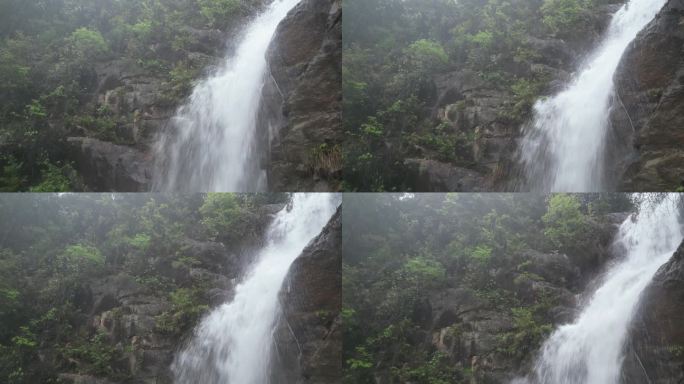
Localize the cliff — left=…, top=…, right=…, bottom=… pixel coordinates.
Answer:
left=611, top=0, right=684, bottom=191
left=624, top=239, right=684, bottom=383
left=260, top=0, right=343, bottom=192
left=272, top=209, right=342, bottom=383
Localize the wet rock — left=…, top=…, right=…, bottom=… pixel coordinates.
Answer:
left=67, top=137, right=152, bottom=191
left=518, top=250, right=580, bottom=287
left=260, top=0, right=342, bottom=191
left=272, top=209, right=342, bottom=383
left=612, top=0, right=684, bottom=191
left=404, top=158, right=490, bottom=192
left=178, top=239, right=237, bottom=275
left=624, top=239, right=684, bottom=383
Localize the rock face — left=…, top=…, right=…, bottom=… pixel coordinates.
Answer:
left=413, top=7, right=614, bottom=192
left=611, top=0, right=684, bottom=191
left=403, top=158, right=489, bottom=192
left=67, top=30, right=224, bottom=191
left=623, top=240, right=684, bottom=383
left=67, top=137, right=152, bottom=191
left=376, top=215, right=623, bottom=383
left=260, top=0, right=342, bottom=191
left=53, top=236, right=240, bottom=384
left=272, top=209, right=342, bottom=383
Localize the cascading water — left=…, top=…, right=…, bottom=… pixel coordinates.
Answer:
left=519, top=0, right=667, bottom=192
left=172, top=193, right=339, bottom=384
left=153, top=0, right=301, bottom=192
left=514, top=194, right=683, bottom=384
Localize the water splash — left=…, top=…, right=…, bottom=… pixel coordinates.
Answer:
left=153, top=0, right=301, bottom=192
left=172, top=193, right=339, bottom=384
left=515, top=194, right=683, bottom=384
left=519, top=0, right=667, bottom=192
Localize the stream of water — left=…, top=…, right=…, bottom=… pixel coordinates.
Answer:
left=153, top=0, right=301, bottom=192
left=172, top=193, right=338, bottom=384
left=519, top=0, right=667, bottom=192
left=515, top=194, right=683, bottom=384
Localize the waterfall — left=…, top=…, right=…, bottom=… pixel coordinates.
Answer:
left=519, top=0, right=667, bottom=192
left=515, top=194, right=683, bottom=384
left=152, top=0, right=301, bottom=192
left=171, top=193, right=339, bottom=384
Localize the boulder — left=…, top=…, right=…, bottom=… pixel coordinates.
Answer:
left=67, top=137, right=152, bottom=191
left=404, top=158, right=490, bottom=192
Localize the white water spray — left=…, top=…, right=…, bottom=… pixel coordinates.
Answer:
left=153, top=0, right=301, bottom=192
left=515, top=195, right=683, bottom=384
left=519, top=0, right=667, bottom=192
left=172, top=193, right=339, bottom=384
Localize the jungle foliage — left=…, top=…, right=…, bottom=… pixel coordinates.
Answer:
left=0, top=0, right=265, bottom=191
left=342, top=193, right=634, bottom=383
left=0, top=193, right=286, bottom=383
left=342, top=0, right=623, bottom=191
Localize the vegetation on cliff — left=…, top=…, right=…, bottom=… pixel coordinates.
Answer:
left=342, top=193, right=633, bottom=383
left=0, top=193, right=286, bottom=383
left=0, top=0, right=265, bottom=191
left=342, top=0, right=622, bottom=191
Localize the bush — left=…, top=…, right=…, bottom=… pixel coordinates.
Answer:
left=308, top=144, right=344, bottom=177
left=406, top=39, right=448, bottom=72
left=59, top=332, right=119, bottom=376
left=403, top=257, right=446, bottom=288
left=0, top=157, right=25, bottom=192
left=542, top=194, right=588, bottom=251
left=199, top=194, right=254, bottom=243
left=29, top=162, right=72, bottom=192
left=198, top=0, right=242, bottom=27
left=541, top=0, right=592, bottom=36
left=155, top=288, right=208, bottom=335
left=68, top=28, right=109, bottom=60
left=498, top=307, right=552, bottom=361
left=58, top=244, right=105, bottom=275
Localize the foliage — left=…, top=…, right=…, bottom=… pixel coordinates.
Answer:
left=498, top=306, right=553, bottom=361
left=342, top=0, right=618, bottom=190
left=343, top=194, right=629, bottom=380
left=403, top=257, right=446, bottom=288
left=0, top=0, right=264, bottom=191
left=541, top=0, right=594, bottom=36
left=198, top=0, right=242, bottom=27
left=309, top=144, right=344, bottom=177
left=200, top=193, right=256, bottom=243
left=28, top=162, right=73, bottom=192
left=58, top=244, right=105, bottom=275
left=68, top=28, right=109, bottom=60
left=0, top=194, right=282, bottom=381
left=59, top=332, right=120, bottom=376
left=542, top=194, right=589, bottom=251
left=406, top=39, right=448, bottom=72
left=155, top=288, right=209, bottom=336
left=0, top=158, right=26, bottom=192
